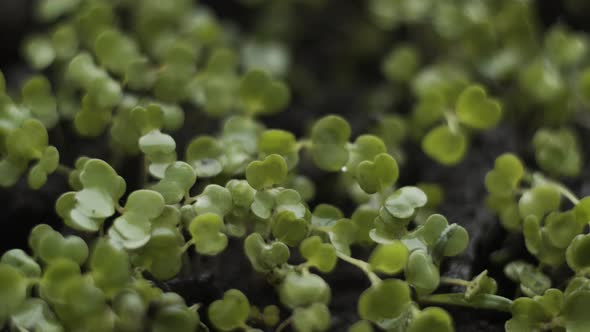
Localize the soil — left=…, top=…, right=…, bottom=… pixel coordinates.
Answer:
left=1, top=1, right=589, bottom=331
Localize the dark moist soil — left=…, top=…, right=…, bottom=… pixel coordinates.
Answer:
left=1, top=1, right=590, bottom=331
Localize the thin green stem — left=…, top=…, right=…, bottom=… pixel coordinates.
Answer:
left=444, top=111, right=460, bottom=134
left=181, top=239, right=195, bottom=253
left=56, top=164, right=73, bottom=176
left=554, top=183, right=580, bottom=205
left=275, top=317, right=292, bottom=332
left=296, top=139, right=312, bottom=151
left=531, top=172, right=580, bottom=205
left=336, top=251, right=381, bottom=285
left=440, top=277, right=470, bottom=287
left=418, top=293, right=513, bottom=312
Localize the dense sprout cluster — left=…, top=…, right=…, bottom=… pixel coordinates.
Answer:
left=2, top=0, right=590, bottom=331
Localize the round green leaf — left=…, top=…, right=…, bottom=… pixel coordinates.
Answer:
left=408, top=307, right=454, bottom=332
left=278, top=272, right=331, bottom=309
left=356, top=153, right=399, bottom=194
left=189, top=213, right=228, bottom=256
left=292, top=303, right=331, bottom=332
left=421, top=125, right=467, bottom=165
left=244, top=233, right=290, bottom=273
left=246, top=154, right=288, bottom=190
left=369, top=241, right=409, bottom=275
left=566, top=234, right=590, bottom=272
left=406, top=250, right=440, bottom=295
left=310, top=115, right=351, bottom=171
left=384, top=186, right=427, bottom=219
left=208, top=289, right=250, bottom=331
left=300, top=236, right=337, bottom=273
left=456, top=85, right=502, bottom=130
left=358, top=279, right=411, bottom=323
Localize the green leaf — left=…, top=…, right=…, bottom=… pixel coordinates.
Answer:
left=152, top=295, right=199, bottom=332
left=22, top=76, right=58, bottom=128
left=348, top=320, right=374, bottom=332
left=226, top=180, right=256, bottom=210
left=28, top=164, right=48, bottom=189
left=292, top=303, right=331, bottom=332
left=139, top=130, right=176, bottom=156
left=574, top=197, right=590, bottom=224
left=311, top=204, right=344, bottom=228
left=246, top=154, right=288, bottom=190
left=422, top=125, right=467, bottom=165
left=384, top=186, right=427, bottom=219
left=325, top=218, right=357, bottom=255
left=39, top=146, right=59, bottom=173
left=271, top=211, right=309, bottom=247
left=244, top=233, right=290, bottom=273
left=258, top=129, right=299, bottom=169
left=566, top=234, right=590, bottom=272
left=485, top=153, right=524, bottom=197
left=95, top=29, right=140, bottom=75
left=504, top=261, right=551, bottom=297
left=28, top=224, right=88, bottom=265
left=208, top=289, right=250, bottom=331
left=51, top=23, right=78, bottom=59
left=278, top=272, right=331, bottom=309
left=39, top=259, right=81, bottom=303
left=369, top=241, right=409, bottom=275
left=533, top=127, right=582, bottom=178
left=239, top=69, right=290, bottom=115
left=518, top=184, right=561, bottom=220
left=152, top=162, right=196, bottom=204
left=251, top=190, right=276, bottom=219
left=193, top=184, right=233, bottom=217
left=125, top=57, right=157, bottom=90
left=544, top=210, right=583, bottom=249
left=90, top=238, right=130, bottom=297
left=23, top=36, right=55, bottom=69
left=189, top=213, right=228, bottom=255
left=563, top=290, right=590, bottom=332
left=300, top=236, right=337, bottom=273
left=382, top=45, right=420, bottom=82
left=6, top=119, right=48, bottom=160
left=110, top=189, right=165, bottom=249
left=356, top=153, right=399, bottom=194
left=358, top=279, right=411, bottom=324
left=0, top=264, right=28, bottom=321
left=36, top=0, right=80, bottom=21
left=346, top=135, right=387, bottom=174
left=456, top=85, right=502, bottom=130
left=408, top=307, right=454, bottom=332
left=10, top=298, right=64, bottom=332
left=1, top=249, right=41, bottom=278
left=310, top=115, right=351, bottom=171
left=465, top=270, right=498, bottom=300
left=185, top=136, right=223, bottom=177
left=406, top=250, right=440, bottom=295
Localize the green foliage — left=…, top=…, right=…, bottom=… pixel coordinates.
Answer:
left=456, top=85, right=502, bottom=130
left=310, top=115, right=351, bottom=171
left=189, top=213, right=228, bottom=255
left=292, top=303, right=331, bottom=332
left=533, top=127, right=582, bottom=178
left=246, top=154, right=288, bottom=190
left=421, top=125, right=467, bottom=166
left=208, top=289, right=250, bottom=331
left=5, top=0, right=590, bottom=330
left=278, top=272, right=331, bottom=309
left=239, top=69, right=290, bottom=115
left=358, top=279, right=412, bottom=328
